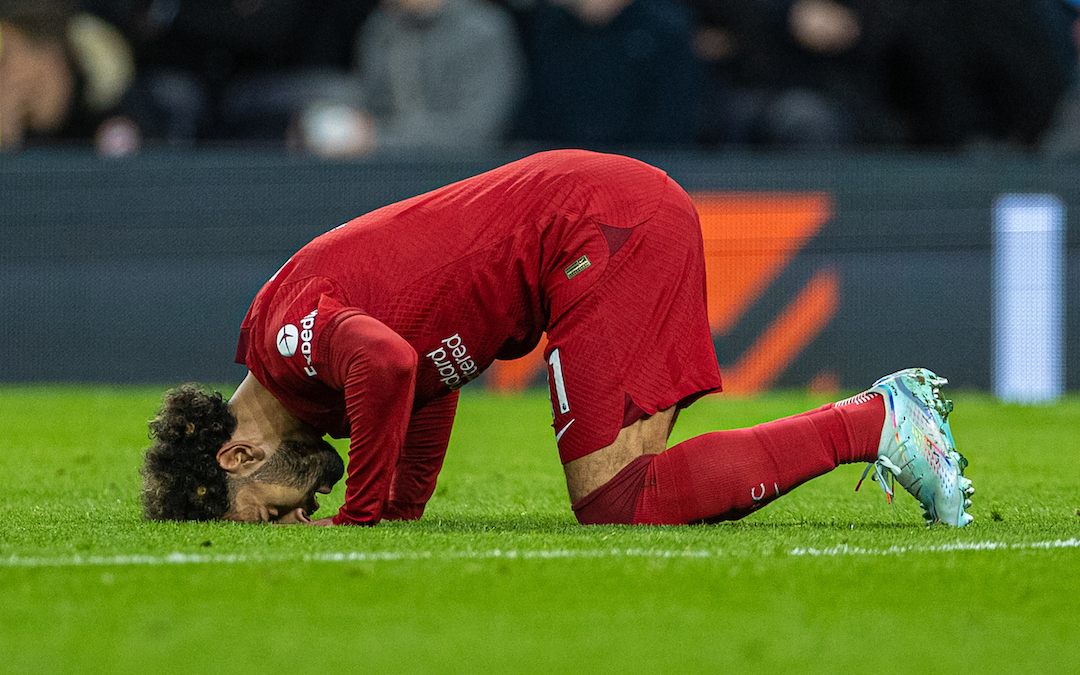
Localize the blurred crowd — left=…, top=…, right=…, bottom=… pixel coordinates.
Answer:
left=2, top=0, right=1080, bottom=157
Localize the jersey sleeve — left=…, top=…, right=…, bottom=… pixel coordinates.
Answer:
left=320, top=311, right=419, bottom=526
left=383, top=390, right=459, bottom=521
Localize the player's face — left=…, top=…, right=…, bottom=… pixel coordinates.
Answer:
left=225, top=436, right=344, bottom=524
left=226, top=480, right=334, bottom=524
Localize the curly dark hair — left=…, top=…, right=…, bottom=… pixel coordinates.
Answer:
left=141, top=383, right=238, bottom=521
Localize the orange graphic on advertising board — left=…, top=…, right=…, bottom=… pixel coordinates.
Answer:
left=486, top=192, right=837, bottom=393
left=719, top=266, right=839, bottom=394
left=696, top=192, right=836, bottom=393
left=489, top=333, right=549, bottom=393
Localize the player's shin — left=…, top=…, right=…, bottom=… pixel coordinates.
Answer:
left=632, top=396, right=885, bottom=525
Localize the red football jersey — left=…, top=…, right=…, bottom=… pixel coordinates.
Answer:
left=236, top=150, right=720, bottom=524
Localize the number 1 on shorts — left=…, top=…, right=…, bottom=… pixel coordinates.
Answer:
left=549, top=348, right=571, bottom=414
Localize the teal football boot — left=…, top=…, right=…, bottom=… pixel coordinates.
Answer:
left=849, top=368, right=974, bottom=526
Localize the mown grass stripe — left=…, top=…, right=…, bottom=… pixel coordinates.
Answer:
left=790, top=538, right=1080, bottom=556
left=3, top=538, right=1077, bottom=568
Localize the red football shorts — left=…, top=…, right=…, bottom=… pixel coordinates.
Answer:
left=543, top=176, right=723, bottom=463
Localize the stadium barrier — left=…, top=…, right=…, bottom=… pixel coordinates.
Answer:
left=1, top=150, right=1077, bottom=394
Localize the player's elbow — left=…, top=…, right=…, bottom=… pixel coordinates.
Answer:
left=371, top=333, right=418, bottom=387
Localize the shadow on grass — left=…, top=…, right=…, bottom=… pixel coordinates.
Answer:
left=388, top=514, right=928, bottom=536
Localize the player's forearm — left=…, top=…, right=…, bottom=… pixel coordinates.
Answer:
left=326, top=318, right=419, bottom=525
left=384, top=391, right=460, bottom=519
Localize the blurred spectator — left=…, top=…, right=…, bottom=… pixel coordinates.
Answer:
left=513, top=0, right=697, bottom=148
left=8, top=0, right=1073, bottom=154
left=0, top=0, right=138, bottom=153
left=82, top=0, right=375, bottom=145
left=691, top=0, right=1076, bottom=151
left=294, top=0, right=525, bottom=157
left=1042, top=0, right=1080, bottom=155
left=689, top=0, right=907, bottom=149
left=888, top=0, right=1076, bottom=150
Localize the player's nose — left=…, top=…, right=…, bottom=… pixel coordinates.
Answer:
left=275, top=507, right=312, bottom=525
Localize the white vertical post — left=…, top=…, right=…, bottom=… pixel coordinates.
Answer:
left=992, top=194, right=1066, bottom=404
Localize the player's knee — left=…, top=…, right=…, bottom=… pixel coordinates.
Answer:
left=571, top=454, right=655, bottom=525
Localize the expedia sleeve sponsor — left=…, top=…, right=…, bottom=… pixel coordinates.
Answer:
left=277, top=309, right=320, bottom=377
left=426, top=333, right=478, bottom=390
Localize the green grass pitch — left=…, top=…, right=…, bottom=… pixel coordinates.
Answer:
left=1, top=385, right=1078, bottom=673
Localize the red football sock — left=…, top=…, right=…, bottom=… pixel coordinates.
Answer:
left=631, top=393, right=885, bottom=525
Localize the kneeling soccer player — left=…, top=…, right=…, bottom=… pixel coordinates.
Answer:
left=140, top=150, right=974, bottom=527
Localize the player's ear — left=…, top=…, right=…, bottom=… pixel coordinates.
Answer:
left=217, top=441, right=266, bottom=475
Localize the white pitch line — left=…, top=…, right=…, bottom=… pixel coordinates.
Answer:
left=789, top=537, right=1080, bottom=557
left=0, top=548, right=716, bottom=568
left=0, top=539, right=1077, bottom=568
